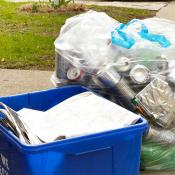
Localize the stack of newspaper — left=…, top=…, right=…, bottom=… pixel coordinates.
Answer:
left=0, top=92, right=140, bottom=145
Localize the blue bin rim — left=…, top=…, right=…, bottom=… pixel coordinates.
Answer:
left=0, top=86, right=148, bottom=154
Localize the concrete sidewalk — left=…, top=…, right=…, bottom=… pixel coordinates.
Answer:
left=75, top=1, right=167, bottom=10
left=0, top=69, right=53, bottom=96
left=157, top=1, right=175, bottom=21
left=7, top=0, right=167, bottom=11
left=142, top=172, right=175, bottom=175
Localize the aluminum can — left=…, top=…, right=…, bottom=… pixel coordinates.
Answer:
left=114, top=57, right=131, bottom=72
left=55, top=52, right=70, bottom=81
left=129, top=65, right=150, bottom=84
left=96, top=65, right=136, bottom=111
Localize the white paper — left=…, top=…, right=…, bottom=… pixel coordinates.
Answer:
left=18, top=108, right=44, bottom=140
left=18, top=92, right=140, bottom=143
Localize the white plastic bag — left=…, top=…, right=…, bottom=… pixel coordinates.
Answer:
left=54, top=13, right=175, bottom=170
left=111, top=18, right=173, bottom=62
left=143, top=17, right=175, bottom=69
left=54, top=10, right=120, bottom=72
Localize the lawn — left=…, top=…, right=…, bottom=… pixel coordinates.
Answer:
left=0, top=0, right=156, bottom=70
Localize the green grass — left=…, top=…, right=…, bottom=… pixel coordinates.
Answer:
left=0, top=0, right=156, bottom=70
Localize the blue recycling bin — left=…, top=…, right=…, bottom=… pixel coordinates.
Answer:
left=0, top=86, right=147, bottom=175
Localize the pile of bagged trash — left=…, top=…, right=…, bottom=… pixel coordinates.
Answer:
left=51, top=10, right=175, bottom=171
left=1, top=9, right=175, bottom=171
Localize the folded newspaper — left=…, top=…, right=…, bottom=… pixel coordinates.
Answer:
left=0, top=92, right=140, bottom=145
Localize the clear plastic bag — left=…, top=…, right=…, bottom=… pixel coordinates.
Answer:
left=54, top=10, right=120, bottom=72
left=53, top=11, right=175, bottom=171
